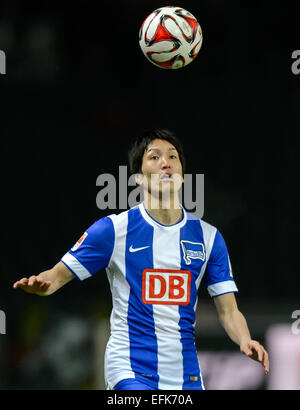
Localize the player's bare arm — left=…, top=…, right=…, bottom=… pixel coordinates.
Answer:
left=13, top=261, right=74, bottom=296
left=214, top=292, right=269, bottom=375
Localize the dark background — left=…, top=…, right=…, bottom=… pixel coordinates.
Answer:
left=0, top=0, right=299, bottom=389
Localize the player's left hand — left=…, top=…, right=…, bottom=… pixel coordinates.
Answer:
left=240, top=340, right=269, bottom=375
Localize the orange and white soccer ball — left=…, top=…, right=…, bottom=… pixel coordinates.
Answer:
left=139, top=6, right=203, bottom=69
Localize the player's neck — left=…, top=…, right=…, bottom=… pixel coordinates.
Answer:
left=143, top=194, right=183, bottom=226
left=146, top=207, right=183, bottom=226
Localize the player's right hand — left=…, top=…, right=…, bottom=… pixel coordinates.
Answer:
left=13, top=276, right=51, bottom=295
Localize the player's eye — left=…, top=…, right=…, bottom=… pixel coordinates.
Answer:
left=150, top=155, right=159, bottom=160
left=170, top=154, right=177, bottom=159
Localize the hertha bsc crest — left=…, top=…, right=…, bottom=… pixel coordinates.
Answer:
left=180, top=240, right=206, bottom=265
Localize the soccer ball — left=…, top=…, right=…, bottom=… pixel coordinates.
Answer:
left=139, top=6, right=203, bottom=69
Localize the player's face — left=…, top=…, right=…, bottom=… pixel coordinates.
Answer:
left=138, top=139, right=183, bottom=198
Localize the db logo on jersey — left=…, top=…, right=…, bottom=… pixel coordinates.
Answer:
left=142, top=269, right=191, bottom=305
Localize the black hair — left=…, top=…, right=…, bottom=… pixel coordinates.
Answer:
left=128, top=128, right=186, bottom=175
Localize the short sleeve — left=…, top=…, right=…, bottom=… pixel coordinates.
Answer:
left=61, top=216, right=115, bottom=280
left=203, top=230, right=238, bottom=297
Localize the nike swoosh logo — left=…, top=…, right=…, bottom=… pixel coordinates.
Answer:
left=129, top=245, right=150, bottom=253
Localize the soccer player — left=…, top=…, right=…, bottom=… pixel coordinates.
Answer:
left=13, top=128, right=269, bottom=390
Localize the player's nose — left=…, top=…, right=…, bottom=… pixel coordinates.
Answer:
left=161, top=154, right=171, bottom=168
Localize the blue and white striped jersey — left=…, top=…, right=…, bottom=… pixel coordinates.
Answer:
left=61, top=202, right=238, bottom=390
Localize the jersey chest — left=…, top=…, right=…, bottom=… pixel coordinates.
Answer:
left=116, top=222, right=207, bottom=306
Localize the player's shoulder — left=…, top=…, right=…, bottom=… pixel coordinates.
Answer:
left=106, top=205, right=137, bottom=221
left=184, top=209, right=218, bottom=235
left=86, top=213, right=115, bottom=236
left=101, top=205, right=140, bottom=229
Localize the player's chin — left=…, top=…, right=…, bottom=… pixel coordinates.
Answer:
left=148, top=180, right=182, bottom=199
left=158, top=181, right=176, bottom=195
left=163, top=183, right=183, bottom=197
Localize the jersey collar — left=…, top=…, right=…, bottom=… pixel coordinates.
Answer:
left=138, top=202, right=187, bottom=230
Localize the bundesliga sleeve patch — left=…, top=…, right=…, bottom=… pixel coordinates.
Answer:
left=71, top=232, right=88, bottom=251
left=142, top=269, right=191, bottom=305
